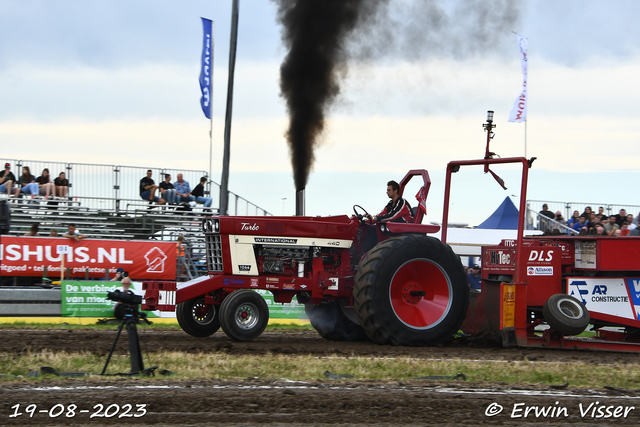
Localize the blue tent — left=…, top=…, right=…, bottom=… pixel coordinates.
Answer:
left=477, top=197, right=519, bottom=229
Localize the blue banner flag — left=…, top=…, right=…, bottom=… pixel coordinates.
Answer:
left=199, top=17, right=213, bottom=119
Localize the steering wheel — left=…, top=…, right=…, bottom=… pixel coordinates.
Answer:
left=353, top=205, right=372, bottom=225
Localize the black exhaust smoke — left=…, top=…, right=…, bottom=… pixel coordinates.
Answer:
left=274, top=0, right=387, bottom=192
left=273, top=0, right=522, bottom=197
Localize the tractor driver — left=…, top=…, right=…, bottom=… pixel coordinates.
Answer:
left=367, top=180, right=413, bottom=223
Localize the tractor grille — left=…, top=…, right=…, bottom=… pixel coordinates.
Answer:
left=206, top=234, right=224, bottom=272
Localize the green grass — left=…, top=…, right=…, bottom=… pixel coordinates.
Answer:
left=0, top=351, right=638, bottom=389
left=0, top=321, right=312, bottom=331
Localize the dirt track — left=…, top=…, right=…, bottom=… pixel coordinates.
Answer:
left=2, top=328, right=640, bottom=426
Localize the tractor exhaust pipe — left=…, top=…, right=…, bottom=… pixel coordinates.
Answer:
left=296, top=189, right=305, bottom=216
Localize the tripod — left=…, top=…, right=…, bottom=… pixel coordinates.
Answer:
left=101, top=306, right=154, bottom=376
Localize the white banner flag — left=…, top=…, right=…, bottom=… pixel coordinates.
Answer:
left=508, top=34, right=528, bottom=123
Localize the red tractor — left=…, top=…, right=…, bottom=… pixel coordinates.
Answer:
left=143, top=169, right=470, bottom=346
left=145, top=111, right=640, bottom=351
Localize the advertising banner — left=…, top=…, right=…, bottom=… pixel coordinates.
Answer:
left=61, top=280, right=159, bottom=318
left=0, top=237, right=176, bottom=280
left=254, top=289, right=306, bottom=319
left=567, top=277, right=640, bottom=321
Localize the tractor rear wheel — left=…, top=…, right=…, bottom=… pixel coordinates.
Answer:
left=219, top=290, right=269, bottom=342
left=305, top=302, right=368, bottom=341
left=354, top=234, right=469, bottom=346
left=176, top=296, right=220, bottom=337
left=543, top=294, right=590, bottom=336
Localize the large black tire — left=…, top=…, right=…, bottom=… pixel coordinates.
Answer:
left=219, top=290, right=269, bottom=342
left=354, top=234, right=469, bottom=346
left=543, top=294, right=590, bottom=336
left=305, top=302, right=368, bottom=341
left=176, top=296, right=220, bottom=337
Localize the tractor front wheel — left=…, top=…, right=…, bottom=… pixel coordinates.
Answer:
left=354, top=234, right=469, bottom=346
left=305, top=302, right=368, bottom=341
left=176, top=296, right=220, bottom=337
left=219, top=290, right=269, bottom=342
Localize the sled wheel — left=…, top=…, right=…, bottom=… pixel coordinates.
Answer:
left=543, top=294, right=590, bottom=336
left=305, top=302, right=368, bottom=341
left=219, top=290, right=269, bottom=342
left=354, top=234, right=469, bottom=346
left=176, top=296, right=220, bottom=337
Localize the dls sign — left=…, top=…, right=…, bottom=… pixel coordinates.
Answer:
left=0, top=237, right=176, bottom=280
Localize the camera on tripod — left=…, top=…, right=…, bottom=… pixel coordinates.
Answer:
left=107, top=289, right=143, bottom=306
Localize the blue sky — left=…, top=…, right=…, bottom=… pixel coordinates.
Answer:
left=1, top=0, right=639, bottom=225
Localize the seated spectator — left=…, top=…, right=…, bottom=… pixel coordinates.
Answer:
left=566, top=210, right=580, bottom=229
left=572, top=215, right=589, bottom=233
left=613, top=209, right=627, bottom=227
left=554, top=211, right=565, bottom=224
left=24, top=222, right=40, bottom=236
left=36, top=168, right=55, bottom=199
left=174, top=173, right=195, bottom=204
left=49, top=229, right=58, bottom=237
left=604, top=216, right=620, bottom=236
left=0, top=163, right=16, bottom=195
left=594, top=223, right=606, bottom=236
left=159, top=174, right=177, bottom=205
left=620, top=221, right=631, bottom=236
left=192, top=176, right=213, bottom=210
left=63, top=223, right=86, bottom=241
left=54, top=172, right=69, bottom=199
left=14, top=166, right=39, bottom=197
left=139, top=170, right=166, bottom=205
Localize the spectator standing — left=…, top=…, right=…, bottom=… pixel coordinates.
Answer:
left=604, top=216, right=620, bottom=236
left=627, top=214, right=637, bottom=231
left=581, top=206, right=593, bottom=218
left=174, top=173, right=195, bottom=204
left=54, top=172, right=69, bottom=199
left=467, top=264, right=481, bottom=291
left=192, top=176, right=213, bottom=209
left=110, top=267, right=127, bottom=282
left=14, top=166, right=39, bottom=197
left=159, top=174, right=177, bottom=205
left=176, top=235, right=188, bottom=280
left=596, top=206, right=607, bottom=222
left=539, top=204, right=555, bottom=231
left=0, top=163, right=16, bottom=195
left=36, top=168, right=55, bottom=199
left=139, top=170, right=165, bottom=205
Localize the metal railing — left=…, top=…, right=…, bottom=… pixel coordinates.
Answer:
left=3, top=159, right=271, bottom=216
left=527, top=200, right=640, bottom=224
left=528, top=209, right=578, bottom=235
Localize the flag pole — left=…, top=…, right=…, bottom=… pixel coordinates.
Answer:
left=209, top=22, right=214, bottom=189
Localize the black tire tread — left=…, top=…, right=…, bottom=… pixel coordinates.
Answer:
left=354, top=234, right=469, bottom=346
left=219, top=290, right=269, bottom=342
left=305, top=302, right=368, bottom=341
left=543, top=293, right=590, bottom=336
left=176, top=297, right=220, bottom=338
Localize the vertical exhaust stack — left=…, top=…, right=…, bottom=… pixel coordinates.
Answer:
left=296, top=189, right=305, bottom=216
